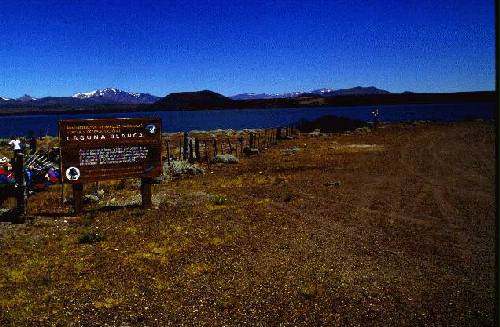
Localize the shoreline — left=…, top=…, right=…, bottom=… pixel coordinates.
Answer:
left=0, top=98, right=495, bottom=117
left=0, top=103, right=495, bottom=138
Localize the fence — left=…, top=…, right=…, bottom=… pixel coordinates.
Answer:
left=162, top=125, right=296, bottom=166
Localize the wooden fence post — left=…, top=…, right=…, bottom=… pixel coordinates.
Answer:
left=226, top=137, right=233, bottom=154
left=166, top=139, right=171, bottom=166
left=206, top=141, right=211, bottom=168
left=213, top=138, right=218, bottom=156
left=12, top=152, right=26, bottom=223
left=140, top=178, right=152, bottom=209
left=204, top=141, right=208, bottom=162
left=183, top=132, right=189, bottom=160
left=72, top=183, right=83, bottom=215
left=194, top=138, right=200, bottom=162
left=178, top=139, right=182, bottom=160
left=188, top=139, right=194, bottom=163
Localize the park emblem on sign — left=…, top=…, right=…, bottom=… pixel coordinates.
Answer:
left=59, top=118, right=162, bottom=183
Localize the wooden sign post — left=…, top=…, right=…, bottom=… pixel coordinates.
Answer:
left=12, top=152, right=26, bottom=223
left=59, top=118, right=162, bottom=214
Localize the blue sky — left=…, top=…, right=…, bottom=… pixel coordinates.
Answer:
left=0, top=0, right=495, bottom=98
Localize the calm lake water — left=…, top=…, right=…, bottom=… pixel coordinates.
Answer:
left=0, top=102, right=495, bottom=137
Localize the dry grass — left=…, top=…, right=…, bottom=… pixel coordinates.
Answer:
left=0, top=121, right=496, bottom=326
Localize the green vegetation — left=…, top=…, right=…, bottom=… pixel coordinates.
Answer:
left=78, top=228, right=105, bottom=244
left=211, top=195, right=227, bottom=205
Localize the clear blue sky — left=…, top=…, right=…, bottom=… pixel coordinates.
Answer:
left=0, top=0, right=495, bottom=98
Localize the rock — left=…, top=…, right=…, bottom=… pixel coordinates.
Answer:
left=211, top=154, right=239, bottom=164
left=324, top=181, right=342, bottom=187
left=243, top=147, right=259, bottom=156
left=354, top=127, right=371, bottom=134
left=166, top=160, right=204, bottom=177
left=83, top=194, right=100, bottom=203
left=282, top=146, right=302, bottom=155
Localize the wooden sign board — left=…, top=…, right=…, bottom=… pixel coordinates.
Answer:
left=59, top=118, right=162, bottom=184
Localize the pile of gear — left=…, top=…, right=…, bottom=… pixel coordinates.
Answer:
left=0, top=157, right=15, bottom=187
left=24, top=152, right=61, bottom=193
left=0, top=152, right=61, bottom=193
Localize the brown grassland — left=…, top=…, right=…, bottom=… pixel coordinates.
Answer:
left=0, top=121, right=496, bottom=326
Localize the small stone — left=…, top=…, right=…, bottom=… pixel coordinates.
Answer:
left=83, top=194, right=100, bottom=203
left=324, top=181, right=342, bottom=187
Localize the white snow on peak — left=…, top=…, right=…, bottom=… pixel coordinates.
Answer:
left=72, top=88, right=129, bottom=98
left=311, top=88, right=334, bottom=94
left=70, top=88, right=158, bottom=103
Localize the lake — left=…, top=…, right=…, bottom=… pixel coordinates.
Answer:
left=0, top=102, right=495, bottom=137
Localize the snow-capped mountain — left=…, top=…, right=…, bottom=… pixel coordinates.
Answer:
left=310, top=88, right=336, bottom=95
left=231, top=86, right=389, bottom=100
left=231, top=93, right=282, bottom=100
left=231, top=91, right=304, bottom=100
left=17, top=94, right=37, bottom=102
left=0, top=96, right=12, bottom=101
left=72, top=88, right=160, bottom=104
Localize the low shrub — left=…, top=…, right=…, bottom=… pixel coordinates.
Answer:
left=166, top=161, right=205, bottom=177
left=211, top=195, right=227, bottom=205
left=79, top=229, right=105, bottom=244
left=211, top=154, right=239, bottom=164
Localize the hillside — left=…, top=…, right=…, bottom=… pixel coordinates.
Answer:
left=150, top=90, right=236, bottom=109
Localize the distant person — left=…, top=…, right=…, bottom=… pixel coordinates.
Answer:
left=25, top=166, right=34, bottom=194
left=9, top=137, right=22, bottom=155
left=371, top=109, right=380, bottom=130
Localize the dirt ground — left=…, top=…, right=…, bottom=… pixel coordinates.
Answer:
left=0, top=121, right=497, bottom=326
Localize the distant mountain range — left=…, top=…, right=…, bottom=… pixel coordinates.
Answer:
left=0, top=86, right=495, bottom=115
left=1, top=94, right=37, bottom=102
left=72, top=88, right=160, bottom=104
left=0, top=88, right=160, bottom=106
left=231, top=86, right=390, bottom=100
left=0, top=86, right=389, bottom=105
left=150, top=89, right=495, bottom=111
